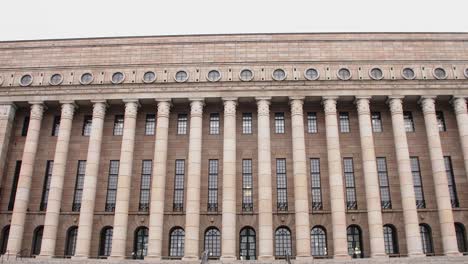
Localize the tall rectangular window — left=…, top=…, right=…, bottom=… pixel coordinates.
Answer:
left=21, top=116, right=30, bottom=136
left=436, top=111, right=446, bottom=132
left=444, top=156, right=459, bottom=208
left=242, top=159, right=253, bottom=212
left=52, top=116, right=61, bottom=136
left=173, top=160, right=185, bottom=211
left=82, top=115, right=92, bottom=136
left=113, top=115, right=124, bottom=136
left=145, top=114, right=156, bottom=135
left=275, top=113, right=285, bottom=134
left=410, top=157, right=425, bottom=209
left=404, top=111, right=415, bottom=132
left=139, top=160, right=152, bottom=211
left=307, top=112, right=318, bottom=133
left=276, top=159, right=288, bottom=211
left=207, top=159, right=219, bottom=211
left=339, top=112, right=350, bottom=133
left=177, top=114, right=188, bottom=135
left=72, top=160, right=86, bottom=211
left=209, top=113, right=220, bottom=135
left=242, top=113, right=252, bottom=134
left=40, top=160, right=54, bottom=211
left=343, top=158, right=357, bottom=210
left=105, top=160, right=120, bottom=212
left=371, top=112, right=383, bottom=132
left=376, top=157, right=392, bottom=209
left=8, top=161, right=22, bottom=211
left=310, top=158, right=322, bottom=210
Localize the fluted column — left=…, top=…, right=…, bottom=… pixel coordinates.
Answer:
left=7, top=102, right=44, bottom=255
left=387, top=96, right=424, bottom=257
left=73, top=100, right=107, bottom=259
left=322, top=97, right=349, bottom=259
left=183, top=99, right=204, bottom=261
left=0, top=103, right=16, bottom=190
left=289, top=97, right=312, bottom=259
left=420, top=96, right=460, bottom=256
left=355, top=97, right=386, bottom=258
left=220, top=98, right=237, bottom=260
left=147, top=100, right=171, bottom=260
left=256, top=97, right=274, bottom=260
left=452, top=97, right=468, bottom=182
left=39, top=102, right=76, bottom=258
left=110, top=100, right=139, bottom=259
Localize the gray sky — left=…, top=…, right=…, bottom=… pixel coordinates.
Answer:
left=1, top=0, right=467, bottom=41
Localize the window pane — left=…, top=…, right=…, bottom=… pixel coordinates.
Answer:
left=275, top=113, right=285, bottom=134
left=174, top=160, right=185, bottom=211
left=307, top=112, right=318, bottom=133
left=139, top=160, right=152, bottom=211
left=275, top=228, right=292, bottom=257
left=209, top=113, right=220, bottom=135
left=411, top=157, right=426, bottom=208
left=145, top=114, right=156, bottom=135
left=310, top=158, right=322, bottom=210
left=52, top=115, right=61, bottom=136
left=204, top=228, right=221, bottom=258
left=242, top=113, right=252, bottom=134
left=170, top=228, right=185, bottom=257
left=177, top=114, right=188, bottom=135
left=376, top=157, right=392, bottom=209
left=444, top=156, right=459, bottom=208
left=113, top=115, right=124, bottom=136
left=311, top=227, right=327, bottom=256
left=208, top=160, right=218, bottom=211
left=82, top=115, right=92, bottom=136
left=344, top=158, right=357, bottom=210
left=8, top=161, right=22, bottom=211
left=436, top=111, right=446, bottom=132
left=339, top=112, right=350, bottom=133
left=404, top=111, right=414, bottom=132
left=40, top=161, right=54, bottom=211
left=72, top=161, right=86, bottom=211
left=105, top=161, right=119, bottom=212
left=371, top=112, right=382, bottom=132
left=242, top=159, right=253, bottom=211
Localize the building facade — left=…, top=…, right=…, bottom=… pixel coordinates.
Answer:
left=0, top=33, right=467, bottom=261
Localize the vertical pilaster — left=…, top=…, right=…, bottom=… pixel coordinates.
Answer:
left=0, top=103, right=16, bottom=190
left=452, top=97, right=468, bottom=182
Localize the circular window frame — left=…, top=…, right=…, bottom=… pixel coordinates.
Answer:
left=49, top=73, right=64, bottom=85
left=206, top=70, right=222, bottom=82
left=174, top=70, right=189, bottom=83
left=304, top=68, right=320, bottom=81
left=239, top=68, right=254, bottom=82
left=272, top=68, right=287, bottom=81
left=79, top=72, right=94, bottom=85
left=19, top=74, right=33, bottom=87
left=111, top=72, right=125, bottom=84
left=369, top=67, right=384, bottom=80
left=464, top=68, right=468, bottom=79
left=401, top=67, right=416, bottom=80
left=336, top=68, right=352, bottom=81
left=0, top=76, right=4, bottom=86
left=142, top=71, right=157, bottom=83
left=432, top=67, right=447, bottom=80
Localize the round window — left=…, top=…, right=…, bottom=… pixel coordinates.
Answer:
left=111, top=72, right=125, bottom=84
left=20, top=74, right=33, bottom=86
left=304, top=68, right=319, bottom=80
left=465, top=68, right=468, bottom=79
left=369, top=68, right=383, bottom=80
left=272, top=69, right=286, bottom=81
left=175, top=70, right=189, bottom=82
left=239, top=69, right=253, bottom=81
left=80, top=73, right=94, bottom=85
left=337, top=68, right=351, bottom=80
left=143, top=71, right=156, bottom=83
left=50, top=73, right=63, bottom=85
left=207, top=70, right=221, bottom=82
left=402, top=68, right=415, bottom=79
left=0, top=76, right=4, bottom=86
left=433, top=67, right=447, bottom=79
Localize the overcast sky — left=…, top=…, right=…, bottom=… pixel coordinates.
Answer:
left=1, top=0, right=467, bottom=41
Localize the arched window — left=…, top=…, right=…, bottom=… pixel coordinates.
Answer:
left=419, top=224, right=433, bottom=255
left=134, top=226, right=148, bottom=259
left=0, top=225, right=10, bottom=254
left=383, top=225, right=398, bottom=255
left=274, top=227, right=292, bottom=258
left=455, top=223, right=467, bottom=253
left=169, top=227, right=185, bottom=258
left=239, top=227, right=256, bottom=260
left=204, top=227, right=221, bottom=258
left=31, top=225, right=44, bottom=256
left=64, top=226, right=78, bottom=257
left=347, top=225, right=363, bottom=258
left=311, top=226, right=327, bottom=256
left=99, top=226, right=113, bottom=257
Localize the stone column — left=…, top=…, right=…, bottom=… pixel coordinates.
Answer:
left=73, top=100, right=107, bottom=259
left=220, top=98, right=237, bottom=260
left=355, top=97, right=386, bottom=258
left=289, top=97, right=312, bottom=259
left=322, top=97, right=349, bottom=259
left=256, top=97, right=274, bottom=260
left=147, top=100, right=171, bottom=260
left=387, top=96, right=424, bottom=257
left=183, top=99, right=204, bottom=261
left=420, top=96, right=460, bottom=256
left=452, top=97, right=468, bottom=182
left=7, top=102, right=44, bottom=255
left=110, top=100, right=139, bottom=259
left=0, top=103, right=16, bottom=190
left=39, top=102, right=76, bottom=258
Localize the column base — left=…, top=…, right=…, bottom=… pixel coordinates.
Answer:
left=71, top=255, right=89, bottom=260
left=295, top=255, right=314, bottom=261
left=35, top=254, right=54, bottom=259
left=182, top=255, right=199, bottom=261
left=445, top=251, right=463, bottom=257
left=371, top=253, right=388, bottom=258
left=334, top=253, right=351, bottom=259
left=408, top=252, right=426, bottom=258
left=144, top=255, right=161, bottom=261
left=220, top=255, right=237, bottom=261
left=258, top=255, right=275, bottom=260
left=108, top=255, right=126, bottom=260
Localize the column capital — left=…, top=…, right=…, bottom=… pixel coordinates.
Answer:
left=222, top=97, right=238, bottom=102
left=387, top=96, right=403, bottom=115
left=124, top=100, right=140, bottom=118
left=157, top=101, right=171, bottom=118
left=190, top=99, right=204, bottom=117
left=322, top=97, right=337, bottom=114
left=223, top=99, right=237, bottom=117
left=419, top=96, right=436, bottom=114
left=0, top=103, right=17, bottom=121
left=255, top=96, right=272, bottom=101
left=354, top=97, right=371, bottom=115
left=289, top=98, right=304, bottom=116
left=60, top=102, right=77, bottom=120
left=451, top=97, right=467, bottom=115
left=29, top=102, right=45, bottom=120
left=256, top=97, right=270, bottom=117
left=289, top=96, right=305, bottom=101
left=91, top=101, right=108, bottom=120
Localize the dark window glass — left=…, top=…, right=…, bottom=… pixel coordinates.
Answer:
left=377, top=158, right=392, bottom=209
left=177, top=114, right=188, bottom=135
left=239, top=227, right=256, bottom=260
left=40, top=160, right=54, bottom=211
left=209, top=113, right=220, bottom=135
left=139, top=160, right=152, bottom=212
left=242, top=113, right=252, bottom=134
left=347, top=225, right=363, bottom=258
left=371, top=112, right=383, bottom=132
left=72, top=160, right=86, bottom=211
left=169, top=228, right=185, bottom=257
left=208, top=160, right=218, bottom=212
left=52, top=115, right=60, bottom=136
left=344, top=158, right=357, bottom=210
left=134, top=227, right=148, bottom=259
left=31, top=226, right=43, bottom=255
left=276, top=159, right=288, bottom=211
left=113, top=115, right=124, bottom=136
left=411, top=157, right=426, bottom=209
left=145, top=114, right=156, bottom=135
left=0, top=225, right=9, bottom=254
left=242, top=159, right=253, bottom=212
left=8, top=161, right=22, bottom=211
left=64, top=226, right=78, bottom=257
left=436, top=111, right=446, bottom=132
left=99, top=227, right=113, bottom=257
left=420, top=224, right=433, bottom=255
left=274, top=227, right=292, bottom=257
left=105, top=160, right=120, bottom=212
left=21, top=116, right=30, bottom=136
left=173, top=160, right=185, bottom=211
left=383, top=225, right=399, bottom=255
left=204, top=228, right=221, bottom=258
left=275, top=113, right=285, bottom=134
left=455, top=223, right=467, bottom=253
left=307, top=112, right=318, bottom=133
left=311, top=226, right=327, bottom=256
left=310, top=158, right=322, bottom=210
left=82, top=115, right=92, bottom=136
left=339, top=112, right=350, bottom=133
left=404, top=111, right=415, bottom=132
left=444, top=156, right=459, bottom=208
